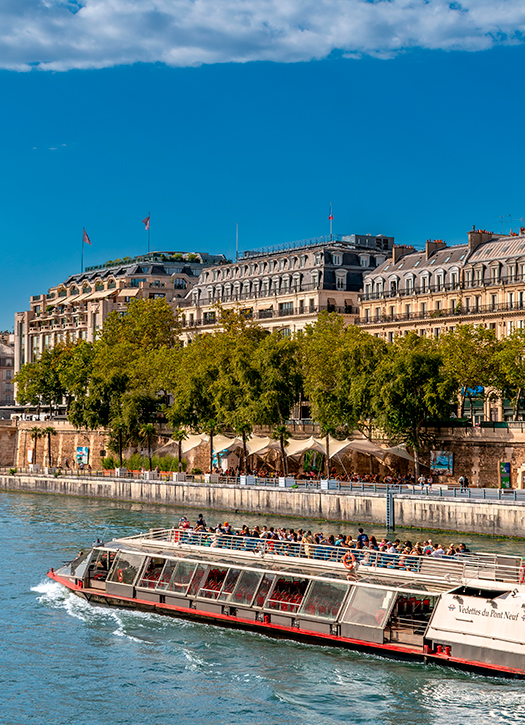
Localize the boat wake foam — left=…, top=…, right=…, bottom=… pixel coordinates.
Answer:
left=31, top=579, right=153, bottom=643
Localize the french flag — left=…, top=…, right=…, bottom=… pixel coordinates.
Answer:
left=83, top=228, right=92, bottom=245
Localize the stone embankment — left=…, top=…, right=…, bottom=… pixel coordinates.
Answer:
left=2, top=473, right=525, bottom=537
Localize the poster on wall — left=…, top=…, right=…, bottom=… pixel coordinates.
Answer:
left=499, top=461, right=511, bottom=489
left=76, top=446, right=89, bottom=465
left=430, top=451, right=454, bottom=475
left=27, top=448, right=33, bottom=464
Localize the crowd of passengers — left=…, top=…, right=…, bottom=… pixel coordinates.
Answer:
left=175, top=515, right=471, bottom=565
left=211, top=469, right=451, bottom=487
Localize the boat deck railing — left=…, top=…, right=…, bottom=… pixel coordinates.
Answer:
left=118, top=528, right=525, bottom=584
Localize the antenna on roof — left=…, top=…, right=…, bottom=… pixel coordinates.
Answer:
left=498, top=214, right=511, bottom=234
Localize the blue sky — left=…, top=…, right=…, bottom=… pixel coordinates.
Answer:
left=1, top=0, right=525, bottom=330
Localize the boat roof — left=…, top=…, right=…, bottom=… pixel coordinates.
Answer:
left=102, top=528, right=522, bottom=596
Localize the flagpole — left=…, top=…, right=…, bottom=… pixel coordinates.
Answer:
left=148, top=210, right=151, bottom=254
left=330, top=202, right=333, bottom=239
left=81, top=233, right=84, bottom=273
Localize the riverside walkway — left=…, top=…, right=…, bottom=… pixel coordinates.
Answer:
left=2, top=467, right=523, bottom=502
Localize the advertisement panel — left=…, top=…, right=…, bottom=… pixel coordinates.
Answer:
left=499, top=461, right=511, bottom=489
left=76, top=446, right=89, bottom=465
left=430, top=450, right=454, bottom=475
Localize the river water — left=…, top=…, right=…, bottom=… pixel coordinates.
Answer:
left=2, top=490, right=525, bottom=725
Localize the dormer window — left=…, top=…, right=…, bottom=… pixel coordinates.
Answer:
left=332, top=253, right=342, bottom=266
left=360, top=256, right=370, bottom=267
left=335, top=270, right=346, bottom=290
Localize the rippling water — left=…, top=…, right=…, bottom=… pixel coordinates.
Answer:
left=2, top=490, right=525, bottom=725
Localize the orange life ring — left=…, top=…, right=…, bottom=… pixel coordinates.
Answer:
left=519, top=565, right=525, bottom=584
left=343, top=551, right=356, bottom=571
left=117, top=568, right=124, bottom=583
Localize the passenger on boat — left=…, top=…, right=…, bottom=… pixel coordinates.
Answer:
left=357, top=528, right=369, bottom=546
left=196, top=514, right=206, bottom=528
left=431, top=544, right=445, bottom=558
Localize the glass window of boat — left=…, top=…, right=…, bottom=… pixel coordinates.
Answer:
left=253, top=573, right=275, bottom=608
left=137, top=557, right=166, bottom=589
left=223, top=569, right=262, bottom=606
left=59, top=550, right=91, bottom=579
left=343, top=586, right=395, bottom=628
left=197, top=567, right=229, bottom=600
left=187, top=563, right=208, bottom=596
left=88, top=549, right=116, bottom=580
left=159, top=560, right=198, bottom=594
left=299, top=580, right=349, bottom=620
left=107, top=552, right=146, bottom=586
left=265, top=576, right=309, bottom=613
left=155, top=559, right=178, bottom=591
left=217, top=568, right=243, bottom=602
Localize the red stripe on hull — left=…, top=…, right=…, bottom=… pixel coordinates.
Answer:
left=47, top=572, right=525, bottom=678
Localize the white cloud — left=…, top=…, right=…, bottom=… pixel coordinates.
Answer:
left=1, top=0, right=524, bottom=71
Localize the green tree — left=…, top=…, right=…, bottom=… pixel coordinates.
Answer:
left=494, top=328, right=525, bottom=420
left=167, top=333, right=222, bottom=473
left=139, top=423, right=156, bottom=470
left=171, top=429, right=188, bottom=472
left=373, top=333, right=456, bottom=477
left=41, top=426, right=57, bottom=467
left=302, top=313, right=387, bottom=453
left=29, top=426, right=43, bottom=466
left=14, top=345, right=69, bottom=414
left=439, top=324, right=498, bottom=419
left=271, top=424, right=291, bottom=475
left=211, top=308, right=267, bottom=473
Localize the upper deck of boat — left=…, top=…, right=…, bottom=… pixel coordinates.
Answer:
left=109, top=528, right=524, bottom=594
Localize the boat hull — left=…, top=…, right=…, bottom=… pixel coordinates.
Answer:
left=47, top=571, right=525, bottom=679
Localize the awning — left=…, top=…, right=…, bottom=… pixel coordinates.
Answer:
left=314, top=435, right=355, bottom=459
left=383, top=445, right=415, bottom=462
left=212, top=435, right=241, bottom=453
left=71, top=291, right=93, bottom=304
left=246, top=436, right=281, bottom=456
left=117, top=287, right=141, bottom=297
left=155, top=433, right=208, bottom=456
left=345, top=439, right=388, bottom=459
left=285, top=436, right=325, bottom=458
left=88, top=288, right=118, bottom=300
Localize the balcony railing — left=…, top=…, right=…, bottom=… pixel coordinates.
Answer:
left=360, top=273, right=525, bottom=301
left=359, top=300, right=525, bottom=325
left=183, top=304, right=359, bottom=328
left=182, top=280, right=357, bottom=308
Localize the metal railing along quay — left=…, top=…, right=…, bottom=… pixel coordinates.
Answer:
left=2, top=467, right=525, bottom=503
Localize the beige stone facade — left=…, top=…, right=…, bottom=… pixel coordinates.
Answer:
left=14, top=250, right=225, bottom=376
left=175, top=234, right=394, bottom=340
left=0, top=335, right=14, bottom=406
left=359, top=228, right=525, bottom=342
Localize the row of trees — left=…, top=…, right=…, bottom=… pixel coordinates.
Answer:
left=14, top=298, right=525, bottom=475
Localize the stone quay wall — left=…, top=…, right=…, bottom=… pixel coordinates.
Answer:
left=2, top=474, right=525, bottom=537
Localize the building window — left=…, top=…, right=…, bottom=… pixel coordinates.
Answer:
left=332, top=253, right=342, bottom=266
left=491, top=295, right=498, bottom=311
left=336, top=273, right=346, bottom=290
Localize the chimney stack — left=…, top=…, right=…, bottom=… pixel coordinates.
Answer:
left=468, top=226, right=495, bottom=252
left=425, top=239, right=447, bottom=260
left=392, top=244, right=415, bottom=264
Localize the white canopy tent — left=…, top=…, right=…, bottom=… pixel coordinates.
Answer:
left=285, top=436, right=326, bottom=459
